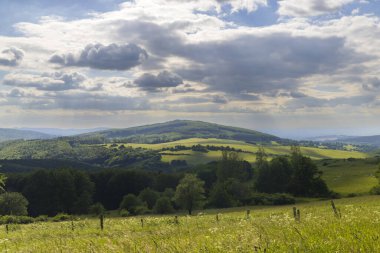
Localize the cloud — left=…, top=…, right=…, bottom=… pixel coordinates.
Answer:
left=3, top=72, right=86, bottom=91
left=0, top=47, right=24, bottom=66
left=278, top=0, right=356, bottom=17
left=174, top=33, right=367, bottom=96
left=216, top=0, right=267, bottom=13
left=134, top=71, right=183, bottom=91
left=363, top=77, right=380, bottom=91
left=49, top=43, right=148, bottom=70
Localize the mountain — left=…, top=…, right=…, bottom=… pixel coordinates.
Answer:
left=76, top=120, right=282, bottom=144
left=20, top=127, right=109, bottom=137
left=0, top=129, right=54, bottom=142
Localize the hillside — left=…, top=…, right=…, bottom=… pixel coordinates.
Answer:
left=76, top=120, right=283, bottom=144
left=0, top=128, right=54, bottom=142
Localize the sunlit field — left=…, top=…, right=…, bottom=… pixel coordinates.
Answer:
left=107, top=138, right=368, bottom=165
left=2, top=195, right=380, bottom=252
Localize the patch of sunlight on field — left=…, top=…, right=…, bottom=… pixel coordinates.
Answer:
left=113, top=138, right=367, bottom=164
left=3, top=196, right=380, bottom=252
left=319, top=159, right=379, bottom=195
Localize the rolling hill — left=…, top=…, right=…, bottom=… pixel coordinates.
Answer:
left=76, top=120, right=283, bottom=144
left=0, top=128, right=54, bottom=142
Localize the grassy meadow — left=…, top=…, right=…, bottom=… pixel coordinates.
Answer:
left=2, top=195, right=380, bottom=252
left=318, top=159, right=379, bottom=195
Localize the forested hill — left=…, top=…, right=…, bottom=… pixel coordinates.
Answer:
left=74, top=120, right=282, bottom=144
left=0, top=129, right=54, bottom=142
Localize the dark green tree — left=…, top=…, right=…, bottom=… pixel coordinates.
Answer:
left=0, top=192, right=28, bottom=216
left=256, top=157, right=293, bottom=193
left=154, top=197, right=174, bottom=214
left=174, top=174, right=205, bottom=215
left=138, top=188, right=160, bottom=209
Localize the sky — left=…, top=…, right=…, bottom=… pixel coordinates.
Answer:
left=0, top=0, right=380, bottom=138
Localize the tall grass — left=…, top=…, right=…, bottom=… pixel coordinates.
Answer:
left=1, top=195, right=380, bottom=252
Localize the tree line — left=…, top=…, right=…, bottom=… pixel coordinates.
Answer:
left=2, top=146, right=332, bottom=217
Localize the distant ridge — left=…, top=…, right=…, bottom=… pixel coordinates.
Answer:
left=0, top=128, right=54, bottom=142
left=20, top=127, right=109, bottom=137
left=76, top=120, right=282, bottom=144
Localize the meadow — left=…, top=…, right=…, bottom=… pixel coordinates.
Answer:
left=2, top=195, right=380, bottom=252
left=318, top=159, right=379, bottom=195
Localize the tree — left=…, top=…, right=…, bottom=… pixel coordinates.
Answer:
left=209, top=182, right=236, bottom=208
left=217, top=151, right=252, bottom=182
left=0, top=192, right=28, bottom=216
left=288, top=147, right=330, bottom=197
left=256, top=146, right=268, bottom=168
left=89, top=202, right=105, bottom=216
left=256, top=157, right=293, bottom=193
left=174, top=174, right=205, bottom=215
left=154, top=197, right=174, bottom=214
left=138, top=188, right=159, bottom=209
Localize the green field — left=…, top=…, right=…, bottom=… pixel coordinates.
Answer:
left=318, top=159, right=379, bottom=195
left=3, top=195, right=380, bottom=252
left=113, top=138, right=368, bottom=165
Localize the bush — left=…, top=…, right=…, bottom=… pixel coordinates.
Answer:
left=0, top=192, right=29, bottom=216
left=35, top=215, right=49, bottom=222
left=17, top=216, right=35, bottom=224
left=134, top=206, right=151, bottom=215
left=154, top=197, right=174, bottom=214
left=89, top=203, right=105, bottom=216
left=119, top=194, right=147, bottom=215
left=52, top=213, right=71, bottom=222
left=119, top=209, right=130, bottom=217
left=0, top=215, right=34, bottom=225
left=370, top=186, right=380, bottom=195
left=250, top=193, right=295, bottom=206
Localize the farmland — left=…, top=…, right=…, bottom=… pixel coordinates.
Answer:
left=112, top=137, right=368, bottom=165
left=2, top=195, right=380, bottom=252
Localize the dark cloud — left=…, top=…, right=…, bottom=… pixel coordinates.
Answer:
left=31, top=92, right=150, bottom=111
left=173, top=34, right=368, bottom=96
left=49, top=43, right=148, bottom=70
left=3, top=72, right=86, bottom=91
left=134, top=71, right=183, bottom=91
left=212, top=95, right=229, bottom=104
left=286, top=94, right=376, bottom=109
left=363, top=77, right=380, bottom=91
left=0, top=47, right=24, bottom=66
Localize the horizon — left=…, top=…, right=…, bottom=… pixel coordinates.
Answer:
left=4, top=119, right=380, bottom=139
left=1, top=0, right=380, bottom=138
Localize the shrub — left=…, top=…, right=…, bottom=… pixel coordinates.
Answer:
left=0, top=215, right=34, bottom=225
left=119, top=194, right=147, bottom=215
left=52, top=213, right=71, bottom=222
left=154, top=197, right=174, bottom=214
left=0, top=192, right=29, bottom=216
left=17, top=216, right=35, bottom=224
left=119, top=209, right=130, bottom=217
left=134, top=206, right=151, bottom=215
left=370, top=186, right=380, bottom=195
left=89, top=203, right=105, bottom=216
left=35, top=215, right=49, bottom=222
left=250, top=193, right=295, bottom=206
